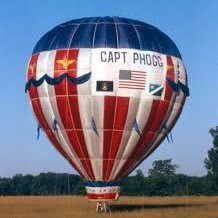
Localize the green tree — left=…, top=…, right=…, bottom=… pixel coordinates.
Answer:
left=204, top=126, right=218, bottom=194
left=122, top=169, right=147, bottom=196
left=148, top=159, right=178, bottom=195
left=0, top=178, right=13, bottom=195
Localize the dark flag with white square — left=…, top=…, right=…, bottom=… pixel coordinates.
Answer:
left=96, top=81, right=113, bottom=92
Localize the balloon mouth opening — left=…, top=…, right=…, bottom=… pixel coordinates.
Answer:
left=85, top=181, right=120, bottom=201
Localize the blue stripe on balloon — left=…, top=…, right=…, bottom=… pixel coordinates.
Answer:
left=32, top=17, right=182, bottom=58
left=85, top=181, right=120, bottom=187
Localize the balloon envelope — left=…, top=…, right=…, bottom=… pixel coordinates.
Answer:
left=26, top=17, right=188, bottom=201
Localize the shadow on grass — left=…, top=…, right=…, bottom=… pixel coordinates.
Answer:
left=109, top=203, right=204, bottom=212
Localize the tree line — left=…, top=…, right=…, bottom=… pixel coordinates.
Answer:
left=0, top=126, right=217, bottom=196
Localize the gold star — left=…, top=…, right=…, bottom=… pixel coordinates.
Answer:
left=167, top=65, right=174, bottom=71
left=29, top=64, right=35, bottom=74
left=56, top=59, right=75, bottom=70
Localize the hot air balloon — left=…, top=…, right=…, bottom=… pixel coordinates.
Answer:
left=25, top=17, right=189, bottom=212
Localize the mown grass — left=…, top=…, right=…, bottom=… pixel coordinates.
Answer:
left=0, top=196, right=217, bottom=218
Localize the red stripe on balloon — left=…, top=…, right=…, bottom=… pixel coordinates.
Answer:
left=54, top=50, right=69, bottom=95
left=54, top=49, right=95, bottom=180
left=67, top=49, right=79, bottom=95
left=103, top=129, right=114, bottom=180
left=55, top=97, right=74, bottom=129
left=27, top=54, right=39, bottom=99
left=68, top=96, right=83, bottom=129
left=104, top=96, right=116, bottom=130
left=150, top=101, right=170, bottom=132
left=103, top=96, right=116, bottom=180
left=164, top=55, right=175, bottom=101
left=105, top=97, right=129, bottom=180
left=87, top=193, right=118, bottom=201
left=105, top=130, right=123, bottom=180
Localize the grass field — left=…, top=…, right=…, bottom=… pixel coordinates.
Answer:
left=0, top=196, right=217, bottom=218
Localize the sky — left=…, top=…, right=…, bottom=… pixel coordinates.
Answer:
left=0, top=0, right=218, bottom=178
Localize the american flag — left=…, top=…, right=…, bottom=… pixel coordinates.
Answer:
left=119, top=70, right=146, bottom=90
